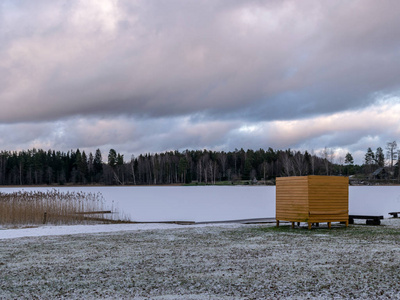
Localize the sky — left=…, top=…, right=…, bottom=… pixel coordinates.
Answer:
left=1, top=0, right=400, bottom=164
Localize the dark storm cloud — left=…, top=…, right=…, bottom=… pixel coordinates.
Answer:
left=2, top=0, right=400, bottom=124
left=1, top=99, right=400, bottom=164
left=1, top=0, right=400, bottom=165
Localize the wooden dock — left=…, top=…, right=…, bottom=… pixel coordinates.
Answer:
left=195, top=217, right=279, bottom=225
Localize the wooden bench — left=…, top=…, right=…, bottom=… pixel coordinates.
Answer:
left=348, top=215, right=383, bottom=225
left=388, top=212, right=400, bottom=218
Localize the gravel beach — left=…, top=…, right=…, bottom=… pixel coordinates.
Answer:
left=1, top=220, right=400, bottom=299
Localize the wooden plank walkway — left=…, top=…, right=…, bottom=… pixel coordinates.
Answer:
left=195, top=217, right=280, bottom=225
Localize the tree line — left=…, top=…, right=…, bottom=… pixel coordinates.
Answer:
left=0, top=147, right=356, bottom=186
left=1, top=142, right=399, bottom=185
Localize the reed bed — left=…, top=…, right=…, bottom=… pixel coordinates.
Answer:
left=0, top=190, right=114, bottom=226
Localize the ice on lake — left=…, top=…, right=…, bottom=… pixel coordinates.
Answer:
left=1, top=186, right=400, bottom=222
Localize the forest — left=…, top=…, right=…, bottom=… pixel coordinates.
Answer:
left=0, top=147, right=364, bottom=186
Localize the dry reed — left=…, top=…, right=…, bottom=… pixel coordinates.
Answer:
left=0, top=190, right=114, bottom=226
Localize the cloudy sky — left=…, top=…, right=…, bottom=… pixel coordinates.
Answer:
left=1, top=0, right=400, bottom=164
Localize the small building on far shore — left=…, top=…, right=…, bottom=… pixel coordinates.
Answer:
left=371, top=167, right=388, bottom=180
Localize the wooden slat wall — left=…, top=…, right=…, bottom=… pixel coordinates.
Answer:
left=276, top=176, right=349, bottom=223
left=276, top=177, right=309, bottom=222
left=308, top=176, right=348, bottom=222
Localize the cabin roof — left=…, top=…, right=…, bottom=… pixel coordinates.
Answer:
left=372, top=167, right=385, bottom=176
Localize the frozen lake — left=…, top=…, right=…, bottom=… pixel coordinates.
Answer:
left=1, top=186, right=400, bottom=222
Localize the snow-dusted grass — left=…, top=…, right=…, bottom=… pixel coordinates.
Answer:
left=1, top=220, right=400, bottom=299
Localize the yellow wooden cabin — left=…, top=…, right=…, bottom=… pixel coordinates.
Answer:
left=276, top=175, right=349, bottom=229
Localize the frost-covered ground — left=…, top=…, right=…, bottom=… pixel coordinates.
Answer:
left=1, top=219, right=400, bottom=299
left=1, top=186, right=400, bottom=299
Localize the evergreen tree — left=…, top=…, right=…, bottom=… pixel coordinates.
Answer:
left=345, top=152, right=354, bottom=165
left=375, top=147, right=385, bottom=167
left=344, top=152, right=355, bottom=176
left=93, top=149, right=103, bottom=182
left=364, top=148, right=375, bottom=165
left=80, top=151, right=89, bottom=183
left=88, top=152, right=94, bottom=182
left=364, top=147, right=375, bottom=175
left=108, top=149, right=117, bottom=167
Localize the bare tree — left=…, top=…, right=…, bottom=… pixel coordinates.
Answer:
left=280, top=151, right=293, bottom=176
left=218, top=152, right=227, bottom=179
left=337, top=155, right=344, bottom=175
left=386, top=141, right=398, bottom=170
left=310, top=149, right=316, bottom=175
left=398, top=149, right=400, bottom=182
left=260, top=161, right=268, bottom=184
left=322, top=147, right=330, bottom=175
left=329, top=148, right=335, bottom=165
left=201, top=154, right=209, bottom=184
left=293, top=151, right=307, bottom=176
left=208, top=160, right=217, bottom=185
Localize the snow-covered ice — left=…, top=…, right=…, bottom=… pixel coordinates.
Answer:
left=0, top=223, right=224, bottom=240
left=1, top=185, right=400, bottom=240
left=1, top=186, right=275, bottom=222
left=349, top=186, right=400, bottom=215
